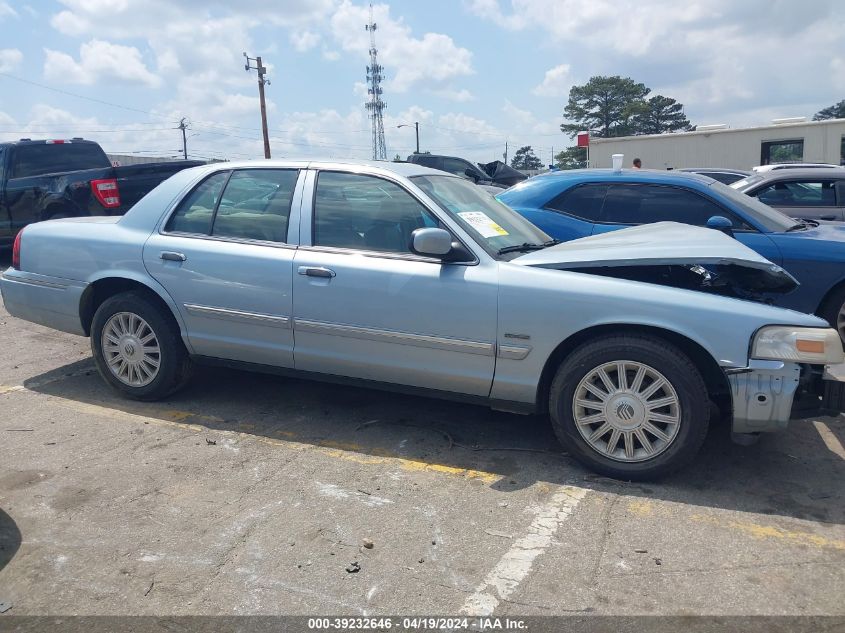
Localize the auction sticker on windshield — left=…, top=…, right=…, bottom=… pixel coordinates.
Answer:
left=458, top=211, right=509, bottom=238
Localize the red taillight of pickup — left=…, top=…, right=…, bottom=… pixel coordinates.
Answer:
left=90, top=178, right=121, bottom=209
left=12, top=230, right=22, bottom=270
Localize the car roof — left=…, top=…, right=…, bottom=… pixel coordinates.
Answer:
left=497, top=168, right=717, bottom=202
left=188, top=158, right=450, bottom=179
left=677, top=168, right=750, bottom=175
left=743, top=168, right=845, bottom=182
left=0, top=138, right=101, bottom=147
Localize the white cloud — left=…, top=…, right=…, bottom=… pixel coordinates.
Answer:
left=43, top=40, right=161, bottom=87
left=322, top=49, right=341, bottom=61
left=290, top=30, right=321, bottom=52
left=469, top=0, right=845, bottom=122
left=0, top=48, right=23, bottom=73
left=0, top=1, right=17, bottom=19
left=431, top=88, right=475, bottom=102
left=532, top=64, right=571, bottom=97
left=502, top=100, right=534, bottom=126
left=329, top=1, right=473, bottom=92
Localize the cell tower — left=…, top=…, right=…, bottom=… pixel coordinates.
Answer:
left=365, top=4, right=387, bottom=160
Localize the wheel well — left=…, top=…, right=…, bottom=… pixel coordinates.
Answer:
left=79, top=278, right=178, bottom=336
left=535, top=324, right=731, bottom=416
left=815, top=279, right=845, bottom=320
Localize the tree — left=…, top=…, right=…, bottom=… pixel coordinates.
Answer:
left=561, top=75, right=650, bottom=138
left=555, top=146, right=587, bottom=170
left=634, top=95, right=693, bottom=135
left=813, top=100, right=845, bottom=121
left=511, top=145, right=543, bottom=170
left=392, top=153, right=403, bottom=162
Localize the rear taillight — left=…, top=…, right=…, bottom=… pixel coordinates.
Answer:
left=12, top=230, right=22, bottom=270
left=91, top=178, right=121, bottom=209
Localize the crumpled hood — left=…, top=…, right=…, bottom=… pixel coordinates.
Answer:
left=512, top=221, right=798, bottom=293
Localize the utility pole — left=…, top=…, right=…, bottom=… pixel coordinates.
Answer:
left=397, top=122, right=419, bottom=153
left=177, top=118, right=188, bottom=159
left=244, top=52, right=271, bottom=159
left=503, top=140, right=508, bottom=165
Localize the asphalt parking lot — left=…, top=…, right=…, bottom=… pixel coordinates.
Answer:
left=1, top=255, right=844, bottom=619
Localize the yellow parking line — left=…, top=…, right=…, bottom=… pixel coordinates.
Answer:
left=691, top=514, right=845, bottom=551
left=813, top=421, right=845, bottom=460
left=1, top=385, right=500, bottom=484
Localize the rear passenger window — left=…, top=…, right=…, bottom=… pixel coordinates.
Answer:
left=212, top=169, right=298, bottom=242
left=313, top=172, right=436, bottom=253
left=603, top=184, right=746, bottom=228
left=755, top=181, right=836, bottom=207
left=165, top=172, right=229, bottom=234
left=545, top=184, right=608, bottom=221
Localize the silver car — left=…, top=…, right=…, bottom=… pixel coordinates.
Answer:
left=732, top=168, right=845, bottom=222
left=2, top=160, right=843, bottom=480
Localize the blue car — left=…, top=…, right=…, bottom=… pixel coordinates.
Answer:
left=499, top=169, right=845, bottom=337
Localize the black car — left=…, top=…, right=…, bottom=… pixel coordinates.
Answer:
left=406, top=153, right=526, bottom=188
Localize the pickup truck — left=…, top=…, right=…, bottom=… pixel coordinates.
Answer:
left=0, top=138, right=204, bottom=248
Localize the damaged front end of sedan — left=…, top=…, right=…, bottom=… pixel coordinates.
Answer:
left=513, top=221, right=843, bottom=425
left=512, top=221, right=798, bottom=302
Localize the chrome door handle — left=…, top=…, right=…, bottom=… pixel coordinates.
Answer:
left=160, top=251, right=187, bottom=262
left=298, top=266, right=336, bottom=278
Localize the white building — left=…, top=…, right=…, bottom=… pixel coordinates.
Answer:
left=587, top=118, right=845, bottom=170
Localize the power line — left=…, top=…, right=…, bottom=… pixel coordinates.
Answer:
left=0, top=71, right=167, bottom=118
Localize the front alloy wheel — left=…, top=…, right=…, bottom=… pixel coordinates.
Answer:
left=573, top=361, right=681, bottom=462
left=549, top=335, right=710, bottom=480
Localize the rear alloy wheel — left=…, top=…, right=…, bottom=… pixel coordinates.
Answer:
left=101, top=312, right=161, bottom=387
left=91, top=291, right=192, bottom=400
left=550, top=335, right=709, bottom=480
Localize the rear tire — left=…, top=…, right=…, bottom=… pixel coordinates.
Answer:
left=91, top=291, right=192, bottom=400
left=549, top=335, right=710, bottom=480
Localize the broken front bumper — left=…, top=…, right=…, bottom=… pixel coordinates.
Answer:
left=728, top=360, right=800, bottom=434
left=728, top=360, right=843, bottom=433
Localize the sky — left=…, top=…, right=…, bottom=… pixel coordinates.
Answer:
left=0, top=0, right=842, bottom=165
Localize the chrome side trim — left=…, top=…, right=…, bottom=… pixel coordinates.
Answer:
left=294, top=318, right=494, bottom=356
left=1, top=273, right=71, bottom=290
left=184, top=304, right=290, bottom=328
left=497, top=344, right=532, bottom=360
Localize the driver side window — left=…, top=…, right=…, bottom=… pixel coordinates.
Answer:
left=313, top=172, right=438, bottom=254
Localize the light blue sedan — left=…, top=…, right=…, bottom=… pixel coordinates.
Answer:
left=2, top=160, right=842, bottom=480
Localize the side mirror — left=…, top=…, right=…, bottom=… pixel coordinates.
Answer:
left=411, top=227, right=453, bottom=257
left=464, top=168, right=480, bottom=183
left=706, top=215, right=734, bottom=238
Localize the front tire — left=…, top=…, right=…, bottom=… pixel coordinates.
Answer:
left=549, top=335, right=709, bottom=480
left=91, top=291, right=192, bottom=400
left=819, top=286, right=845, bottom=345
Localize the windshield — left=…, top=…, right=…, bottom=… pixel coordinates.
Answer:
left=410, top=175, right=551, bottom=260
left=729, top=174, right=763, bottom=190
left=708, top=180, right=799, bottom=232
